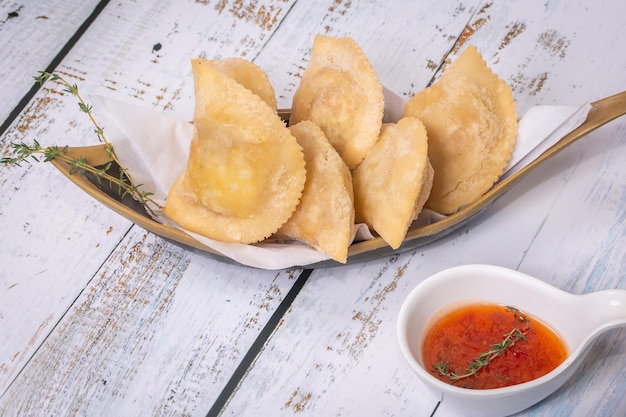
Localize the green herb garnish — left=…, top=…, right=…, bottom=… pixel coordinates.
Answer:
left=432, top=306, right=532, bottom=383
left=1, top=72, right=158, bottom=211
left=432, top=326, right=530, bottom=383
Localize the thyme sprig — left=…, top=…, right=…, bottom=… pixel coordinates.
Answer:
left=2, top=140, right=150, bottom=202
left=1, top=71, right=159, bottom=211
left=432, top=306, right=532, bottom=383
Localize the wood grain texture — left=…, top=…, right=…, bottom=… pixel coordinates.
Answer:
left=0, top=0, right=109, bottom=128
left=221, top=258, right=445, bottom=417
left=0, top=0, right=301, bottom=409
left=436, top=0, right=626, bottom=114
left=254, top=0, right=482, bottom=108
left=0, top=227, right=300, bottom=416
left=1, top=0, right=625, bottom=416
left=0, top=108, right=134, bottom=394
left=221, top=0, right=626, bottom=416
left=64, top=0, right=298, bottom=121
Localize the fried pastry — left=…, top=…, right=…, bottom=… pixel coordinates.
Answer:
left=352, top=117, right=433, bottom=250
left=201, top=57, right=277, bottom=110
left=278, top=121, right=355, bottom=263
left=290, top=35, right=384, bottom=170
left=163, top=59, right=306, bottom=243
left=403, top=45, right=517, bottom=214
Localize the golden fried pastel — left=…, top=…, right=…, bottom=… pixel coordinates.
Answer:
left=201, top=57, right=277, bottom=110
left=290, top=35, right=384, bottom=170
left=163, top=59, right=306, bottom=243
left=403, top=45, right=518, bottom=214
left=352, top=117, right=433, bottom=250
left=278, top=121, right=355, bottom=263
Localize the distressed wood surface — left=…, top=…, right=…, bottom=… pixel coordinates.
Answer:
left=2, top=227, right=302, bottom=416
left=0, top=0, right=104, bottom=128
left=0, top=0, right=302, bottom=411
left=252, top=0, right=481, bottom=108
left=222, top=1, right=626, bottom=416
left=0, top=0, right=624, bottom=416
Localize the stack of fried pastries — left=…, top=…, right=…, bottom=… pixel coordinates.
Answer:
left=164, top=36, right=518, bottom=263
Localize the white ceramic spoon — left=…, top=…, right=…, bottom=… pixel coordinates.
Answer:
left=397, top=264, right=626, bottom=417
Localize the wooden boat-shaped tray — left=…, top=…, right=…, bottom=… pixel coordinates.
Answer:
left=51, top=92, right=626, bottom=268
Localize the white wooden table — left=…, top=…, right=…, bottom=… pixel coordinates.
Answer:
left=1, top=1, right=624, bottom=416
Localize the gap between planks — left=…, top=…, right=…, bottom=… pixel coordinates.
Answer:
left=0, top=0, right=111, bottom=137
left=205, top=268, right=313, bottom=417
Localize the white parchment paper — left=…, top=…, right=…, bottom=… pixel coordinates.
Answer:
left=89, top=91, right=591, bottom=269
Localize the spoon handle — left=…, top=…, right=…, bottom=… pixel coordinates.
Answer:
left=557, top=289, right=626, bottom=352
left=581, top=289, right=626, bottom=332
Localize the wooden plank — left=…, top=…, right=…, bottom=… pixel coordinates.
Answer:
left=0, top=226, right=302, bottom=416
left=0, top=0, right=300, bottom=405
left=432, top=0, right=626, bottom=113
left=2, top=0, right=624, bottom=415
left=254, top=0, right=483, bottom=108
left=0, top=0, right=104, bottom=127
left=0, top=126, right=135, bottom=394
left=220, top=0, right=626, bottom=416
left=66, top=0, right=298, bottom=120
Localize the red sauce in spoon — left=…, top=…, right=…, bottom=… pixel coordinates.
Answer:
left=422, top=303, right=568, bottom=389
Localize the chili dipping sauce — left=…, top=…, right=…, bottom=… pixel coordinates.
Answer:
left=422, top=303, right=567, bottom=389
